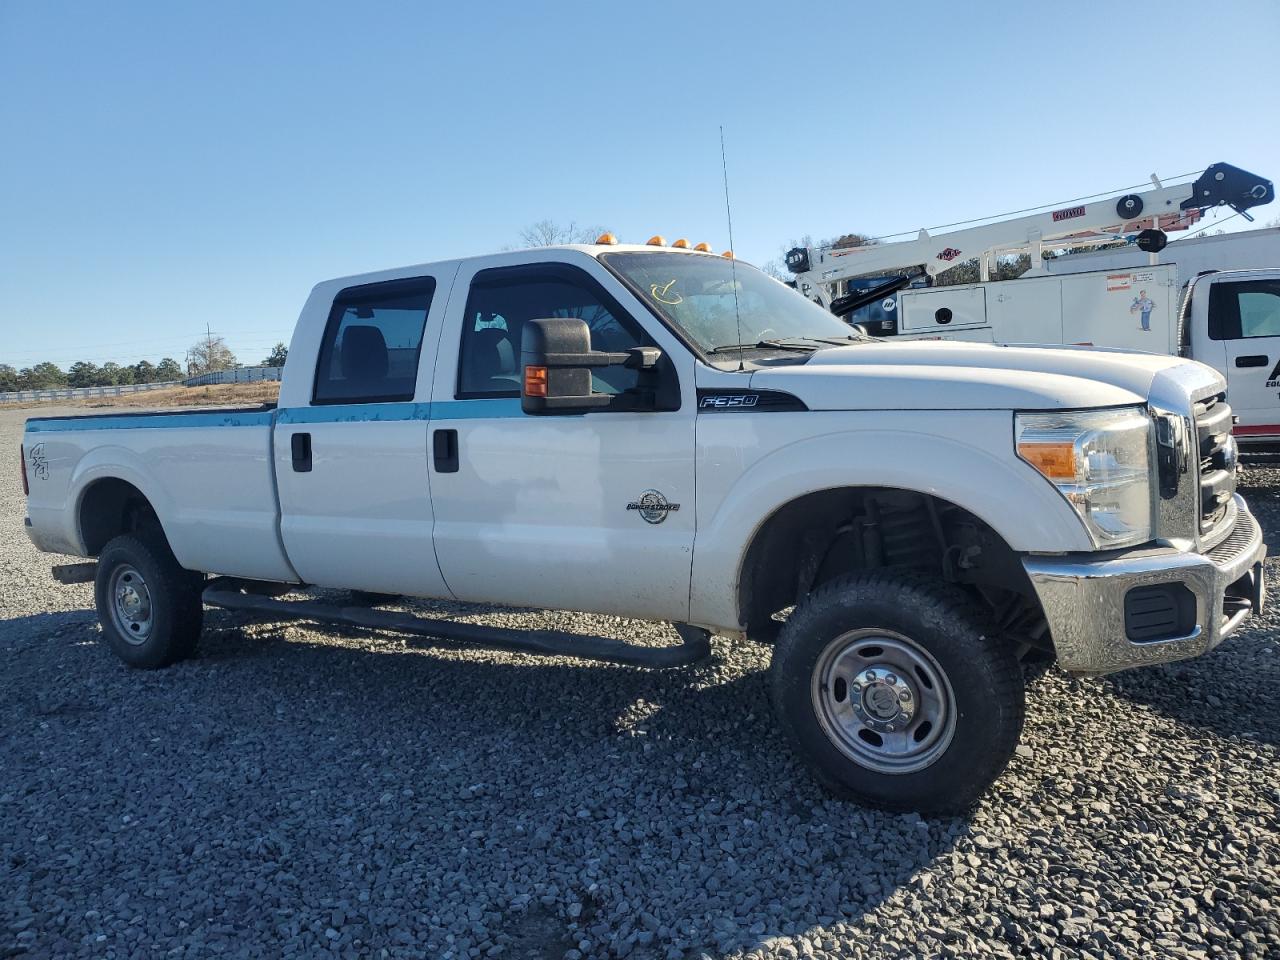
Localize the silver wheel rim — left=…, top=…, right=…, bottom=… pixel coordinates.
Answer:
left=810, top=628, right=956, bottom=775
left=108, top=563, right=154, bottom=645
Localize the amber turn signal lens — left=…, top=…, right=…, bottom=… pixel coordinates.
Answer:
left=524, top=365, right=548, bottom=398
left=646, top=235, right=666, bottom=246
left=594, top=232, right=619, bottom=245
left=693, top=242, right=712, bottom=252
left=1017, top=441, right=1077, bottom=481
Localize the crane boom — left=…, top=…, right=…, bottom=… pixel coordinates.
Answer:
left=786, top=163, right=1273, bottom=311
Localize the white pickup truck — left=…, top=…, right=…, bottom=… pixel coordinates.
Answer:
left=21, top=241, right=1267, bottom=813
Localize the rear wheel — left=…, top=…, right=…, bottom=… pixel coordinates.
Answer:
left=770, top=571, right=1025, bottom=814
left=94, top=534, right=204, bottom=668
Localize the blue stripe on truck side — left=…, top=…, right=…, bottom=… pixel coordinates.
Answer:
left=24, top=410, right=277, bottom=433
left=24, top=399, right=526, bottom=432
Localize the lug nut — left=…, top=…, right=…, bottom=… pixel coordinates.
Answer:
left=900, top=690, right=912, bottom=701
left=886, top=673, right=898, bottom=685
left=865, top=671, right=877, bottom=681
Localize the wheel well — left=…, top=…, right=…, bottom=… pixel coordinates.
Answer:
left=78, top=478, right=166, bottom=556
left=736, top=487, right=1047, bottom=647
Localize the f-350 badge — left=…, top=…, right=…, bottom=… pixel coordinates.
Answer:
left=627, top=489, right=680, bottom=524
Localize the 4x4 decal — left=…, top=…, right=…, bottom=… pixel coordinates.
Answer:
left=27, top=443, right=48, bottom=481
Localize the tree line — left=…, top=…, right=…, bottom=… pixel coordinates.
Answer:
left=0, top=340, right=289, bottom=393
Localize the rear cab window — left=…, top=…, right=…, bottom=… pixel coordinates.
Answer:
left=314, top=277, right=436, bottom=404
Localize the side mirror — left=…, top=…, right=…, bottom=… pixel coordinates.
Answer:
left=520, top=318, right=663, bottom=415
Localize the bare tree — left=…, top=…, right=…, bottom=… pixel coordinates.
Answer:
left=188, top=329, right=238, bottom=376
left=518, top=220, right=611, bottom=247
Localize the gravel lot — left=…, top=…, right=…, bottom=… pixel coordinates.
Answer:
left=2, top=405, right=1277, bottom=959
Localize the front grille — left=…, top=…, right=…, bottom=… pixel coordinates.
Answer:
left=1194, top=393, right=1236, bottom=534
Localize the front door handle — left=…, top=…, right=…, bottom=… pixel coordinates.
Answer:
left=290, top=432, right=312, bottom=472
left=1236, top=354, right=1269, bottom=368
left=433, top=429, right=459, bottom=473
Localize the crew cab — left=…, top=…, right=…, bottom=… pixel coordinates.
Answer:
left=21, top=240, right=1268, bottom=813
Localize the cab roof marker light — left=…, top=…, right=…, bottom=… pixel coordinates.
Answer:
left=595, top=232, right=619, bottom=245
left=694, top=242, right=712, bottom=252
left=721, top=250, right=734, bottom=259
left=672, top=238, right=690, bottom=249
left=646, top=235, right=666, bottom=247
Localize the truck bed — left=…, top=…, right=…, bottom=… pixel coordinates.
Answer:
left=23, top=405, right=297, bottom=583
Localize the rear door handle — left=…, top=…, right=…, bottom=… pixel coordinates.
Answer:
left=1235, top=355, right=1269, bottom=368
left=433, top=429, right=459, bottom=473
left=290, top=432, right=312, bottom=472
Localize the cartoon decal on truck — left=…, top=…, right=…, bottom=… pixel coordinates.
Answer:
left=1130, top=290, right=1155, bottom=331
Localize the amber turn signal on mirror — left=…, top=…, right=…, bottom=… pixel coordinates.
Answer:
left=524, top=365, right=548, bottom=398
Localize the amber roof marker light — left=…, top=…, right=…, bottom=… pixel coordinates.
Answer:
left=694, top=242, right=712, bottom=252
left=645, top=235, right=666, bottom=247
left=594, top=232, right=619, bottom=245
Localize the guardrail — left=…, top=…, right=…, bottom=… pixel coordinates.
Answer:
left=0, top=380, right=182, bottom=405
left=183, top=366, right=282, bottom=387
left=1, top=365, right=286, bottom=404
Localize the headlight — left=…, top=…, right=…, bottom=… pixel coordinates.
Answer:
left=1016, top=407, right=1153, bottom=548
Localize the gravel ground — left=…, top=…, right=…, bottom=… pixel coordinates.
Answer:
left=2, top=405, right=1277, bottom=959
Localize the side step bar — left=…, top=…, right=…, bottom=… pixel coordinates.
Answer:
left=201, top=578, right=712, bottom=669
left=52, top=562, right=98, bottom=585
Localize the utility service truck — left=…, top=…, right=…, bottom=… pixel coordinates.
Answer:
left=786, top=164, right=1280, bottom=449
left=22, top=238, right=1266, bottom=813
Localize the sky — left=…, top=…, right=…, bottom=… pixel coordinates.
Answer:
left=2, top=0, right=1278, bottom=370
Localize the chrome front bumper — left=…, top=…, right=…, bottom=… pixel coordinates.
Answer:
left=1023, top=495, right=1267, bottom=676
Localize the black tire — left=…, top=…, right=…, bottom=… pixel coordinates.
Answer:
left=770, top=571, right=1024, bottom=815
left=94, top=534, right=205, bottom=669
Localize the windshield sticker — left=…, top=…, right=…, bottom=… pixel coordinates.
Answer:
left=650, top=279, right=683, bottom=305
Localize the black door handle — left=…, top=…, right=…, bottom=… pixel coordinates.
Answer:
left=1236, top=355, right=1269, bottom=368
left=433, top=429, right=459, bottom=473
left=291, top=432, right=312, bottom=472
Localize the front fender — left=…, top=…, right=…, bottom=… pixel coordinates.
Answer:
left=688, top=418, right=1093, bottom=631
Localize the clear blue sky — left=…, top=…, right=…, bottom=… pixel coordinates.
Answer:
left=2, top=0, right=1277, bottom=369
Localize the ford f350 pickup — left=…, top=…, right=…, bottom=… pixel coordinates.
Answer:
left=21, top=241, right=1267, bottom=813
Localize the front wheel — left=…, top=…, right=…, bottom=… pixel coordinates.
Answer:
left=94, top=534, right=205, bottom=669
left=770, top=571, right=1025, bottom=814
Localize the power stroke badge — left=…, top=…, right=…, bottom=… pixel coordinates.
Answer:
left=627, top=489, right=680, bottom=524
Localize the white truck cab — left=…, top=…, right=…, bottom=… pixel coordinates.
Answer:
left=20, top=242, right=1267, bottom=813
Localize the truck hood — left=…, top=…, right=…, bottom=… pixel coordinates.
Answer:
left=747, top=340, right=1221, bottom=411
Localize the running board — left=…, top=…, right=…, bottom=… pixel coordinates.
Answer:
left=52, top=562, right=98, bottom=585
left=201, top=578, right=712, bottom=669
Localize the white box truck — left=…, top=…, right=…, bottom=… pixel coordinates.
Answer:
left=893, top=266, right=1280, bottom=451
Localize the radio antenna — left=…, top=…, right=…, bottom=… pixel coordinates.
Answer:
left=719, top=125, right=746, bottom=371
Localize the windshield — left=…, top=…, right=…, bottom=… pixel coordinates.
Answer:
left=600, top=252, right=858, bottom=354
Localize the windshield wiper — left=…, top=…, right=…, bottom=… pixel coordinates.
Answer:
left=707, top=339, right=820, bottom=355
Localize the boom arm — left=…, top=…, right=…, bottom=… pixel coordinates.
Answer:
left=787, top=163, right=1273, bottom=309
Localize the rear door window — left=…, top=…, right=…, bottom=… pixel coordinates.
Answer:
left=313, top=277, right=436, bottom=403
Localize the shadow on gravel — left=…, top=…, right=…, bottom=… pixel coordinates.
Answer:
left=0, top=606, right=974, bottom=958
left=1104, top=632, right=1279, bottom=747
